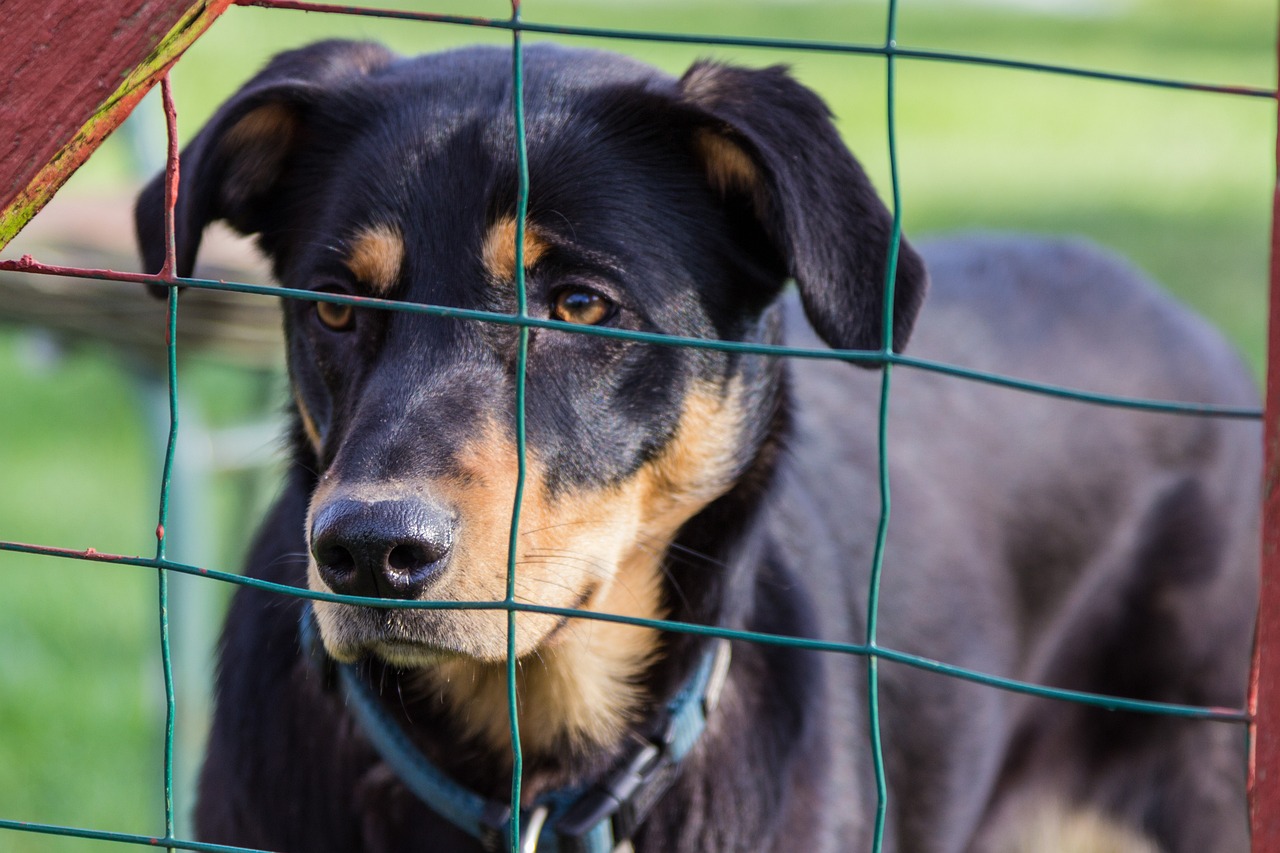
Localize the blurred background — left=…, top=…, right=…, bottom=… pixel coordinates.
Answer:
left=0, top=0, right=1275, bottom=848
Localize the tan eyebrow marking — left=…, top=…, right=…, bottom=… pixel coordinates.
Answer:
left=481, top=215, right=550, bottom=282
left=344, top=223, right=404, bottom=295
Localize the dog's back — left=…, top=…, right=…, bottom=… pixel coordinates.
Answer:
left=777, top=234, right=1258, bottom=850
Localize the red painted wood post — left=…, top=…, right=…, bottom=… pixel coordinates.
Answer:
left=1249, top=21, right=1280, bottom=851
left=0, top=0, right=234, bottom=251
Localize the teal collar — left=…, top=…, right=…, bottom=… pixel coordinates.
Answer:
left=301, top=606, right=731, bottom=853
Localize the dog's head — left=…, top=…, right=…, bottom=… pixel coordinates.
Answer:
left=136, top=40, right=925, bottom=747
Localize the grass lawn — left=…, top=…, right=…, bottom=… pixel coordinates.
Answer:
left=0, top=0, right=1274, bottom=847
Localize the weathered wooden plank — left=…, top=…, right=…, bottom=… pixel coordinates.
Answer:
left=0, top=0, right=234, bottom=250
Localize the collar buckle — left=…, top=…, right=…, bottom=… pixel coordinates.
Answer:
left=554, top=640, right=731, bottom=853
left=554, top=739, right=672, bottom=851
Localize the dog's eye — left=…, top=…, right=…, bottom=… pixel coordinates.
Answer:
left=551, top=287, right=613, bottom=325
left=315, top=297, right=355, bottom=332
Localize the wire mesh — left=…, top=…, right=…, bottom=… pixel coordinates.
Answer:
left=0, top=1, right=1273, bottom=852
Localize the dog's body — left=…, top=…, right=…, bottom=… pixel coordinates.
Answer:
left=136, top=42, right=1259, bottom=852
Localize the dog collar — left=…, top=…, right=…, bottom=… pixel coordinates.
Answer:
left=300, top=606, right=731, bottom=853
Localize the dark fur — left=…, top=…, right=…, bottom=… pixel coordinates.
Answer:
left=136, top=41, right=1259, bottom=852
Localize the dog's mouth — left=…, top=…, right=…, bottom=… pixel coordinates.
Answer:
left=313, top=580, right=594, bottom=667
left=312, top=591, right=575, bottom=666
left=368, top=636, right=469, bottom=669
left=314, top=606, right=463, bottom=665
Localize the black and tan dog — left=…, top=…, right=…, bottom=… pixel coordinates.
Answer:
left=136, top=40, right=1259, bottom=853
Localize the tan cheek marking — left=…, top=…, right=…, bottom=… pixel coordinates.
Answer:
left=344, top=224, right=404, bottom=296
left=633, top=379, right=746, bottom=536
left=481, top=216, right=549, bottom=282
left=292, top=391, right=323, bottom=455
left=408, top=430, right=650, bottom=757
left=416, top=382, right=744, bottom=758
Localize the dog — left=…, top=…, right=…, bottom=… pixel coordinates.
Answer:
left=135, top=40, right=1260, bottom=852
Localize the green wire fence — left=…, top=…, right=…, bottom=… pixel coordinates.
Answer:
left=0, top=2, right=1274, bottom=852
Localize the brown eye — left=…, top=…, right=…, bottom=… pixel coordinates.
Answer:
left=551, top=288, right=613, bottom=325
left=315, top=299, right=355, bottom=331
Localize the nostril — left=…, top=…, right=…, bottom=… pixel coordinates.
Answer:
left=388, top=542, right=437, bottom=573
left=314, top=542, right=356, bottom=574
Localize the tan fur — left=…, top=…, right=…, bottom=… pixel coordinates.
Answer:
left=344, top=223, right=403, bottom=295
left=293, top=389, right=323, bottom=454
left=309, top=381, right=745, bottom=758
left=984, top=797, right=1160, bottom=853
left=417, top=552, right=666, bottom=760
left=481, top=215, right=549, bottom=282
left=694, top=129, right=758, bottom=195
left=220, top=103, right=297, bottom=191
left=222, top=102, right=297, bottom=151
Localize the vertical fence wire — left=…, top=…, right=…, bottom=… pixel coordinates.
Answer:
left=864, top=0, right=904, bottom=846
left=0, top=3, right=1274, bottom=852
left=506, top=1, right=531, bottom=848
left=155, top=73, right=183, bottom=853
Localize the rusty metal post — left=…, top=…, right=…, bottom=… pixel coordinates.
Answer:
left=1249, top=20, right=1280, bottom=851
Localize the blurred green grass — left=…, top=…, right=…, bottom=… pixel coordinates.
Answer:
left=0, top=0, right=1274, bottom=848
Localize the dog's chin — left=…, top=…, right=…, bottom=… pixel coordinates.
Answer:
left=366, top=640, right=469, bottom=668
left=321, top=626, right=496, bottom=668
left=312, top=600, right=560, bottom=668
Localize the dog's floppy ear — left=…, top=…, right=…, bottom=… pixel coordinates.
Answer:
left=134, top=40, right=395, bottom=280
left=679, top=61, right=927, bottom=354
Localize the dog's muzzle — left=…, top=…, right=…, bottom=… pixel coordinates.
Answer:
left=311, top=496, right=456, bottom=600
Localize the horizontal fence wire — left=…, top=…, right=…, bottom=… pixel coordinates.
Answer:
left=0, top=259, right=1263, bottom=420
left=0, top=1, right=1274, bottom=852
left=0, top=539, right=1251, bottom=723
left=237, top=0, right=1276, bottom=99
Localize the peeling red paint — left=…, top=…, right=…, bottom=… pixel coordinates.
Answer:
left=0, top=255, right=155, bottom=282
left=1, top=541, right=137, bottom=565
left=159, top=75, right=181, bottom=281
left=235, top=0, right=502, bottom=30
left=0, top=0, right=233, bottom=250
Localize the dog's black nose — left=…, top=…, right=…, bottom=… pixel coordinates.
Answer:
left=310, top=498, right=455, bottom=600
